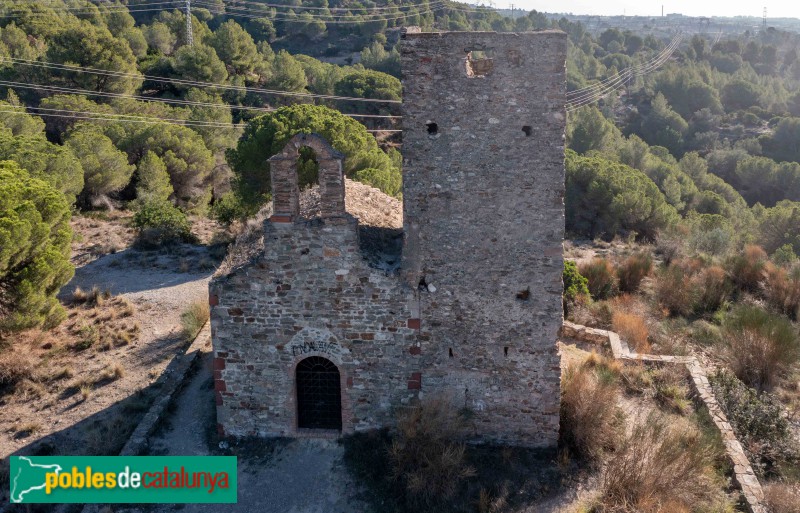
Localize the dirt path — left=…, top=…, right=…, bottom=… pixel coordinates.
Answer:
left=114, top=351, right=368, bottom=513
left=1, top=248, right=213, bottom=459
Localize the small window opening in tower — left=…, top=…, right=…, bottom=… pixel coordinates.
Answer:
left=449, top=348, right=453, bottom=358
left=426, top=122, right=438, bottom=135
left=522, top=126, right=532, bottom=137
left=465, top=49, right=494, bottom=78
left=504, top=346, right=509, bottom=357
left=418, top=276, right=428, bottom=291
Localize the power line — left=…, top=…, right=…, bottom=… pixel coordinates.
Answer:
left=0, top=57, right=402, bottom=104
left=0, top=78, right=403, bottom=119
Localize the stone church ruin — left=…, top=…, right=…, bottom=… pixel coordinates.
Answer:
left=209, top=30, right=568, bottom=447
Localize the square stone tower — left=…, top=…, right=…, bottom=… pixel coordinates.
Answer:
left=400, top=31, right=567, bottom=446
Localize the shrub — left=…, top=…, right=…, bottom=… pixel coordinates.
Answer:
left=722, top=305, right=799, bottom=390
left=693, top=265, right=731, bottom=314
left=0, top=350, right=35, bottom=395
left=655, top=264, right=695, bottom=317
left=133, top=200, right=195, bottom=248
left=612, top=310, right=650, bottom=353
left=134, top=150, right=174, bottom=204
left=617, top=252, right=653, bottom=293
left=599, top=414, right=718, bottom=513
left=764, top=482, right=800, bottom=513
left=181, top=301, right=209, bottom=341
left=560, top=361, right=621, bottom=461
left=563, top=260, right=589, bottom=302
left=764, top=264, right=800, bottom=320
left=710, top=370, right=796, bottom=477
left=0, top=161, right=74, bottom=331
left=389, top=397, right=476, bottom=507
left=727, top=244, right=768, bottom=292
left=210, top=192, right=249, bottom=226
left=579, top=258, right=618, bottom=300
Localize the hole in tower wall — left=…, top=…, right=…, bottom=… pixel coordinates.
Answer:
left=449, top=348, right=453, bottom=358
left=522, top=126, right=532, bottom=137
left=426, top=122, right=438, bottom=135
left=465, top=49, right=494, bottom=78
left=418, top=276, right=428, bottom=291
left=504, top=347, right=509, bottom=357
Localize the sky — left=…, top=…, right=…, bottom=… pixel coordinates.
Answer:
left=502, top=1, right=800, bottom=19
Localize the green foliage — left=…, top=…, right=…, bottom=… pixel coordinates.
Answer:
left=757, top=201, right=800, bottom=255
left=760, top=117, right=800, bottom=165
left=638, top=93, right=688, bottom=156
left=110, top=124, right=215, bottom=210
left=265, top=50, right=306, bottom=93
left=65, top=124, right=135, bottom=204
left=132, top=200, right=194, bottom=248
left=721, top=79, right=762, bottom=111
left=134, top=151, right=174, bottom=204
left=173, top=44, right=228, bottom=85
left=562, top=260, right=589, bottom=301
left=0, top=94, right=45, bottom=137
left=566, top=150, right=679, bottom=240
left=710, top=370, right=797, bottom=478
left=352, top=167, right=401, bottom=198
left=359, top=42, right=401, bottom=77
left=209, top=20, right=260, bottom=75
left=210, top=192, right=248, bottom=226
left=722, top=304, right=799, bottom=391
left=334, top=69, right=401, bottom=114
left=44, top=21, right=141, bottom=94
left=567, top=106, right=619, bottom=154
left=0, top=131, right=83, bottom=205
left=579, top=258, right=618, bottom=300
left=227, top=104, right=393, bottom=211
left=0, top=161, right=73, bottom=331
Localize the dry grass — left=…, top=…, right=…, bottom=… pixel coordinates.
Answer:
left=181, top=300, right=209, bottom=341
left=579, top=258, right=618, bottom=300
left=71, top=286, right=111, bottom=306
left=727, top=244, right=769, bottom=292
left=764, top=482, right=800, bottom=513
left=612, top=310, right=651, bottom=353
left=12, top=421, right=42, bottom=437
left=694, top=265, right=731, bottom=314
left=560, top=359, right=622, bottom=462
left=765, top=264, right=800, bottom=321
left=599, top=413, right=719, bottom=513
left=723, top=305, right=800, bottom=391
left=389, top=396, right=476, bottom=508
left=101, top=362, right=125, bottom=381
left=655, top=264, right=695, bottom=317
left=0, top=350, right=35, bottom=394
left=617, top=252, right=653, bottom=293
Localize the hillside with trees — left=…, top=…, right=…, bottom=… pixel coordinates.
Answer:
left=0, top=2, right=799, bottom=511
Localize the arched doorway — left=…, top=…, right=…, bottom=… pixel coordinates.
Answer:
left=296, top=356, right=342, bottom=430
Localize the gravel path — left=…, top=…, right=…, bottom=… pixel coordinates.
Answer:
left=129, top=352, right=368, bottom=513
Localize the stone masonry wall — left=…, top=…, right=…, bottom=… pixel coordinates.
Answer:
left=399, top=31, right=568, bottom=446
left=210, top=216, right=420, bottom=437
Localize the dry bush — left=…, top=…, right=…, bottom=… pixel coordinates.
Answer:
left=599, top=414, right=718, bottom=513
left=71, top=286, right=111, bottom=306
left=765, top=264, right=800, bottom=321
left=617, top=252, right=653, bottom=293
left=727, top=244, right=769, bottom=292
left=693, top=265, right=731, bottom=314
left=612, top=310, right=650, bottom=353
left=655, top=264, right=696, bottom=317
left=389, top=397, right=476, bottom=507
left=723, top=305, right=800, bottom=391
left=764, top=482, right=800, bottom=513
left=181, top=300, right=209, bottom=341
left=579, top=258, right=618, bottom=300
left=651, top=365, right=691, bottom=415
left=0, top=350, right=35, bottom=394
left=560, top=361, right=622, bottom=462
left=101, top=362, right=125, bottom=381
